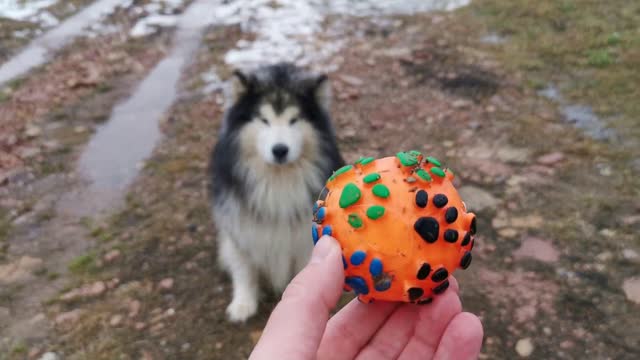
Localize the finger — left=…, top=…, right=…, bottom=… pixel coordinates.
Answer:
left=397, top=286, right=463, bottom=360
left=354, top=304, right=418, bottom=360
left=250, top=236, right=344, bottom=360
left=449, top=276, right=460, bottom=294
left=317, top=299, right=399, bottom=360
left=433, top=312, right=483, bottom=360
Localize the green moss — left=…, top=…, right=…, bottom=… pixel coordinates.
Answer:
left=473, top=0, right=640, bottom=140
left=587, top=49, right=612, bottom=67
left=68, top=252, right=98, bottom=275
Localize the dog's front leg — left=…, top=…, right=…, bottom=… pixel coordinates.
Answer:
left=218, top=232, right=259, bottom=323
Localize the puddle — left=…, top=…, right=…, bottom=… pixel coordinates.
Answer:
left=538, top=85, right=616, bottom=141
left=0, top=0, right=128, bottom=86
left=539, top=84, right=562, bottom=102
left=480, top=33, right=506, bottom=45
left=561, top=105, right=616, bottom=141
left=213, top=0, right=470, bottom=70
left=67, top=0, right=217, bottom=216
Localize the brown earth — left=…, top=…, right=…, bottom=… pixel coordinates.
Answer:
left=1, top=2, right=639, bottom=360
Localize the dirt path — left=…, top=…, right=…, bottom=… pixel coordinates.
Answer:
left=1, top=0, right=639, bottom=359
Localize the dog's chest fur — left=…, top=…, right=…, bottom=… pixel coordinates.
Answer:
left=214, top=158, right=324, bottom=289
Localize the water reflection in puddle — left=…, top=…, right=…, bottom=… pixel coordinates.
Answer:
left=538, top=85, right=615, bottom=141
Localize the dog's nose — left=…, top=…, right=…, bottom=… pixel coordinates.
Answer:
left=272, top=144, right=289, bottom=162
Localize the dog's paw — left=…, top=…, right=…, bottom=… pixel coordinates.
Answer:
left=226, top=297, right=258, bottom=323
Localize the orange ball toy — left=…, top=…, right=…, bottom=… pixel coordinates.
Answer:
left=311, top=151, right=476, bottom=304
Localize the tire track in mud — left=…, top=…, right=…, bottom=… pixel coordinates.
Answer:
left=0, top=0, right=130, bottom=86
left=0, top=0, right=218, bottom=354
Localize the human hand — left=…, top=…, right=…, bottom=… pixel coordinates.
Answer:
left=250, top=236, right=483, bottom=360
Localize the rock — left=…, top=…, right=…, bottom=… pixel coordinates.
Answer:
left=38, top=352, right=60, bottom=360
left=536, top=152, right=565, bottom=165
left=24, top=125, right=42, bottom=138
left=560, top=340, right=574, bottom=349
left=622, top=277, right=640, bottom=304
left=458, top=186, right=498, bottom=212
left=513, top=237, right=559, bottom=263
left=134, top=322, right=146, bottom=330
left=29, top=313, right=47, bottom=326
left=60, top=281, right=107, bottom=301
left=622, top=249, right=639, bottom=262
left=42, top=140, right=61, bottom=150
left=0, top=307, right=10, bottom=323
left=515, top=338, right=534, bottom=357
left=452, top=99, right=472, bottom=109
left=73, top=125, right=87, bottom=134
left=509, top=215, right=544, bottom=229
left=0, top=256, right=44, bottom=284
left=18, top=147, right=42, bottom=159
left=29, top=347, right=43, bottom=359
left=498, top=228, right=518, bottom=239
left=621, top=215, right=640, bottom=226
left=110, top=314, right=123, bottom=327
left=158, top=278, right=174, bottom=291
left=496, top=147, right=531, bottom=164
left=128, top=299, right=141, bottom=317
left=338, top=74, right=364, bottom=87
left=104, top=249, right=121, bottom=263
left=596, top=251, right=613, bottom=262
left=55, top=309, right=85, bottom=327
left=599, top=228, right=616, bottom=238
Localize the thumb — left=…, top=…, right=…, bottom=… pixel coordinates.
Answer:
left=250, top=236, right=345, bottom=360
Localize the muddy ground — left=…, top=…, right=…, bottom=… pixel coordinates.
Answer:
left=1, top=0, right=639, bottom=359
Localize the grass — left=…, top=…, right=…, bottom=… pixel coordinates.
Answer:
left=68, top=252, right=98, bottom=275
left=0, top=209, right=11, bottom=260
left=472, top=0, right=640, bottom=139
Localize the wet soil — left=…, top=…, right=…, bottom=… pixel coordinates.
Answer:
left=0, top=1, right=639, bottom=359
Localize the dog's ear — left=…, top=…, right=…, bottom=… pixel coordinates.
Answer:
left=312, top=74, right=331, bottom=111
left=230, top=69, right=254, bottom=102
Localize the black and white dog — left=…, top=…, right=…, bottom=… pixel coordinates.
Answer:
left=209, top=63, right=344, bottom=322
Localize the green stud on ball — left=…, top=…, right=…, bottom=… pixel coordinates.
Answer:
left=426, top=156, right=442, bottom=167
left=348, top=213, right=364, bottom=228
left=415, top=169, right=432, bottom=182
left=363, top=173, right=381, bottom=184
left=366, top=205, right=385, bottom=220
left=372, top=184, right=390, bottom=198
left=339, top=183, right=362, bottom=208
left=430, top=167, right=446, bottom=178
left=396, top=152, right=418, bottom=166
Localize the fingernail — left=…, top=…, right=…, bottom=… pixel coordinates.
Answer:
left=311, top=235, right=337, bottom=263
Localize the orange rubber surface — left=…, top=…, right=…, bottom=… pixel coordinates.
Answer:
left=312, top=152, right=476, bottom=304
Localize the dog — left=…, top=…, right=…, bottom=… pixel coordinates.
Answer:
left=209, top=63, right=345, bottom=322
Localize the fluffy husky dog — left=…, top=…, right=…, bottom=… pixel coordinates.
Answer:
left=209, top=63, right=344, bottom=322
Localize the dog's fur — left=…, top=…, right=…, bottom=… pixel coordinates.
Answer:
left=209, top=63, right=344, bottom=322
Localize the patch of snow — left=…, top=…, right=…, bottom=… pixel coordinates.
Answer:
left=210, top=0, right=470, bottom=70
left=131, top=14, right=179, bottom=37
left=0, top=0, right=57, bottom=20
left=0, top=0, right=60, bottom=29
left=129, top=0, right=187, bottom=37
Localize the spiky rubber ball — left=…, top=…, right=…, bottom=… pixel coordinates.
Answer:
left=311, top=151, right=476, bottom=304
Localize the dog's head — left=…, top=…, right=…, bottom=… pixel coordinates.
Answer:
left=224, top=63, right=332, bottom=166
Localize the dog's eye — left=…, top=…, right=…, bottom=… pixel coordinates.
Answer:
left=260, top=117, right=269, bottom=125
left=290, top=117, right=299, bottom=125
